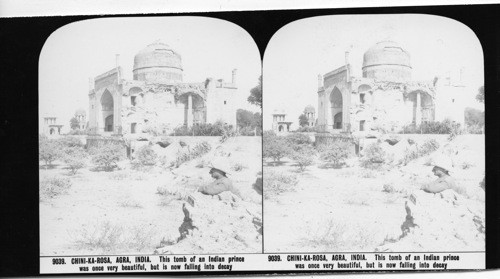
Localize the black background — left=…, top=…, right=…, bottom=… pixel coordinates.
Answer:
left=0, top=4, right=499, bottom=276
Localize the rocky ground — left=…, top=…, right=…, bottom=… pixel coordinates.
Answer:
left=39, top=136, right=262, bottom=255
left=264, top=134, right=485, bottom=253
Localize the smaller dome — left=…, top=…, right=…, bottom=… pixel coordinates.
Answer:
left=272, top=109, right=286, bottom=115
left=75, top=108, right=86, bottom=116
left=304, top=105, right=315, bottom=113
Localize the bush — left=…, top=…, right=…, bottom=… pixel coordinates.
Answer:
left=39, top=139, right=62, bottom=167
left=264, top=171, right=298, bottom=199
left=286, top=133, right=313, bottom=147
left=400, top=119, right=462, bottom=135
left=91, top=142, right=123, bottom=171
left=135, top=145, right=158, bottom=166
left=360, top=143, right=386, bottom=169
left=319, top=142, right=350, bottom=168
left=62, top=147, right=87, bottom=175
left=173, top=141, right=212, bottom=168
left=170, top=121, right=237, bottom=137
left=291, top=145, right=316, bottom=172
left=295, top=126, right=317, bottom=132
left=231, top=162, right=248, bottom=172
left=40, top=176, right=72, bottom=201
left=466, top=124, right=484, bottom=134
left=57, top=136, right=85, bottom=148
left=401, top=138, right=440, bottom=165
left=239, top=126, right=258, bottom=136
left=191, top=141, right=211, bottom=157
left=420, top=138, right=440, bottom=155
left=263, top=135, right=290, bottom=163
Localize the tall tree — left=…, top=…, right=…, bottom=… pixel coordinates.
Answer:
left=298, top=114, right=308, bottom=127
left=247, top=76, right=262, bottom=108
left=70, top=117, right=79, bottom=130
left=237, top=109, right=255, bottom=128
left=476, top=85, right=484, bottom=103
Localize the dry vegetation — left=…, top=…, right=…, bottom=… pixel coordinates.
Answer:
left=264, top=132, right=485, bottom=252
left=40, top=135, right=262, bottom=255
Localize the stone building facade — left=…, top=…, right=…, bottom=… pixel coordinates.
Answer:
left=75, top=109, right=86, bottom=130
left=42, top=116, right=63, bottom=137
left=316, top=41, right=466, bottom=134
left=304, top=105, right=316, bottom=127
left=271, top=110, right=292, bottom=134
left=87, top=41, right=238, bottom=136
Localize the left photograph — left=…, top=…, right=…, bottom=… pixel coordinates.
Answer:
left=39, top=17, right=263, bottom=255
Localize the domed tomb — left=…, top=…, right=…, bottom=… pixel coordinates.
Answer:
left=304, top=105, right=315, bottom=113
left=133, top=40, right=183, bottom=83
left=362, top=41, right=412, bottom=82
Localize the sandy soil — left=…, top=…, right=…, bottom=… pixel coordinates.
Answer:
left=264, top=134, right=485, bottom=253
left=40, top=136, right=262, bottom=256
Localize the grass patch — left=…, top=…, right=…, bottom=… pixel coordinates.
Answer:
left=264, top=171, right=298, bottom=200
left=70, top=221, right=156, bottom=254
left=300, top=219, right=377, bottom=251
left=119, top=199, right=143, bottom=208
left=40, top=176, right=72, bottom=201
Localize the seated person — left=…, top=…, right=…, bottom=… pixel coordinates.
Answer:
left=421, top=158, right=465, bottom=195
left=198, top=166, right=242, bottom=198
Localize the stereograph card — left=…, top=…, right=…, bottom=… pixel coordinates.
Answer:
left=0, top=2, right=499, bottom=277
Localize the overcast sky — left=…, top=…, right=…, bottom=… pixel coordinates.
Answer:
left=39, top=17, right=261, bottom=132
left=263, top=14, right=484, bottom=130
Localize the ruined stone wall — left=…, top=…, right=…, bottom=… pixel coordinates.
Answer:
left=362, top=65, right=411, bottom=82
left=88, top=69, right=121, bottom=135
left=206, top=83, right=237, bottom=127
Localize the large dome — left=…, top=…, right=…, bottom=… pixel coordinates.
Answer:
left=133, top=40, right=183, bottom=83
left=362, top=41, right=412, bottom=82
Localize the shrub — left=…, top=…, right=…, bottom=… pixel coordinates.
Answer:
left=466, top=124, right=484, bottom=134
left=91, top=142, right=123, bottom=171
left=420, top=138, right=440, bottom=155
left=295, top=126, right=317, bottom=132
left=191, top=141, right=211, bottom=157
left=135, top=145, right=158, bottom=166
left=301, top=219, right=376, bottom=251
left=170, top=121, right=237, bottom=137
left=173, top=141, right=211, bottom=168
left=39, top=139, right=62, bottom=167
left=71, top=221, right=124, bottom=253
left=57, top=136, right=85, bottom=148
left=360, top=143, right=386, bottom=169
left=263, top=135, right=290, bottom=163
left=401, top=138, right=440, bottom=165
left=264, top=171, right=298, bottom=199
left=286, top=133, right=312, bottom=147
left=239, top=126, right=258, bottom=136
left=291, top=145, right=316, bottom=172
left=231, top=162, right=248, bottom=172
left=400, top=119, right=462, bottom=135
left=40, top=176, right=72, bottom=201
left=62, top=147, right=87, bottom=175
left=319, top=142, right=350, bottom=168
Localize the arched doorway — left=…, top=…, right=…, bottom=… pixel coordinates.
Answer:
left=101, top=90, right=114, bottom=132
left=105, top=115, right=114, bottom=132
left=330, top=87, right=343, bottom=129
left=334, top=112, right=342, bottom=129
left=278, top=125, right=284, bottom=132
left=50, top=128, right=55, bottom=135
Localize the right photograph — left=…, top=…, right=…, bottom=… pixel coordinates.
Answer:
left=263, top=14, right=485, bottom=253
